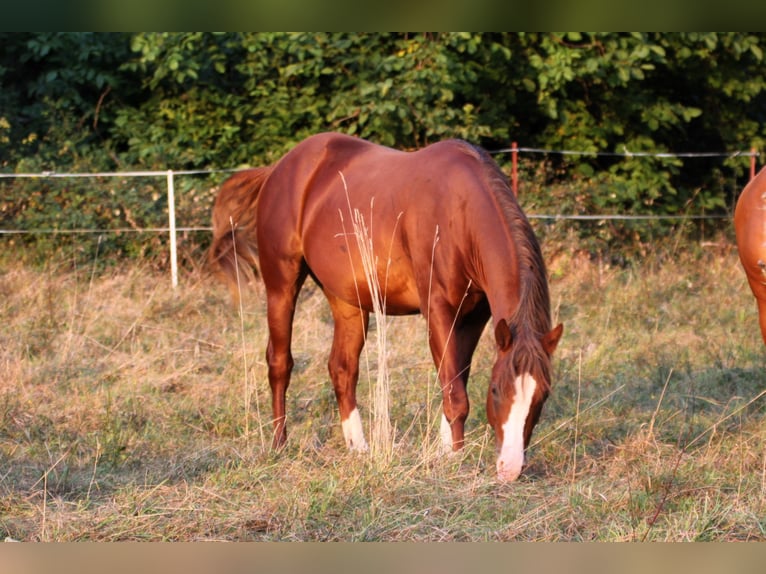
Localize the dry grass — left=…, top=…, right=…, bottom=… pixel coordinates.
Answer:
left=1, top=236, right=765, bottom=541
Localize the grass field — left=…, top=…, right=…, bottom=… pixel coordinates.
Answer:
left=1, top=234, right=765, bottom=541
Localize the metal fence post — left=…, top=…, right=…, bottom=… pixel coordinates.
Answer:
left=167, top=170, right=178, bottom=288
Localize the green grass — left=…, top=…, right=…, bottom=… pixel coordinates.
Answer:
left=1, top=238, right=765, bottom=541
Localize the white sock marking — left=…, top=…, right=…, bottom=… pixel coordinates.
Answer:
left=341, top=407, right=368, bottom=452
left=497, top=374, right=537, bottom=482
left=440, top=413, right=453, bottom=453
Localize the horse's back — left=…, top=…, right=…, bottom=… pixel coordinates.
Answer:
left=273, top=132, right=485, bottom=187
left=260, top=132, right=491, bottom=226
left=255, top=133, right=499, bottom=315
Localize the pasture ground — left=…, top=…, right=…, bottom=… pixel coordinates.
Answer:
left=1, top=236, right=765, bottom=541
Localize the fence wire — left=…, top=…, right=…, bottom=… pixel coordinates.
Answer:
left=490, top=147, right=760, bottom=159
left=0, top=145, right=757, bottom=288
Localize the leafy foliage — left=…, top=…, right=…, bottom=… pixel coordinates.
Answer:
left=2, top=33, right=765, bottom=260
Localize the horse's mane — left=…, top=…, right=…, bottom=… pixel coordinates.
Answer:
left=461, top=142, right=554, bottom=384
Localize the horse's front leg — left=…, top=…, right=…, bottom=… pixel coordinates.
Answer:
left=326, top=294, right=370, bottom=451
left=427, top=312, right=481, bottom=453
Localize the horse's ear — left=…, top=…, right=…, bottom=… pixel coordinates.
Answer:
left=542, top=323, right=564, bottom=355
left=494, top=319, right=512, bottom=352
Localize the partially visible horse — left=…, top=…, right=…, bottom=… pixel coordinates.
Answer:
left=210, top=132, right=563, bottom=482
left=735, top=166, right=766, bottom=345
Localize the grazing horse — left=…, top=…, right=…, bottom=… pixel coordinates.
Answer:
left=735, top=166, right=766, bottom=345
left=210, top=132, right=563, bottom=482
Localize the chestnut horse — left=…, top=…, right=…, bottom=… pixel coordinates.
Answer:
left=210, top=133, right=563, bottom=482
left=735, top=166, right=766, bottom=345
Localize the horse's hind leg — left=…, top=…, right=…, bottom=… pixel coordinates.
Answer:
left=753, top=279, right=766, bottom=345
left=745, top=266, right=766, bottom=345
left=326, top=293, right=370, bottom=451
left=263, top=264, right=308, bottom=450
left=757, top=298, right=766, bottom=346
left=758, top=263, right=766, bottom=345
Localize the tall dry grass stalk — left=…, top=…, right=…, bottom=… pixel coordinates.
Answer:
left=570, top=349, right=582, bottom=485
left=230, top=216, right=265, bottom=451
left=423, top=224, right=441, bottom=460
left=338, top=171, right=400, bottom=461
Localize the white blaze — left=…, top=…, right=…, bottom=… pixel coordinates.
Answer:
left=497, top=374, right=537, bottom=482
left=341, top=407, right=369, bottom=452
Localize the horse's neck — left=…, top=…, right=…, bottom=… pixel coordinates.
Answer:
left=472, top=233, right=522, bottom=324
left=474, top=220, right=548, bottom=333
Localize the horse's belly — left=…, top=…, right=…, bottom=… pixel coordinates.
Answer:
left=336, top=273, right=421, bottom=315
left=301, top=199, right=422, bottom=313
left=381, top=286, right=422, bottom=315
left=308, top=255, right=421, bottom=315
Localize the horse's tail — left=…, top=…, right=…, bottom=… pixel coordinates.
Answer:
left=208, top=166, right=273, bottom=303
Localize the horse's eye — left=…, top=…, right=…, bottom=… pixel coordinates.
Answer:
left=491, top=385, right=499, bottom=397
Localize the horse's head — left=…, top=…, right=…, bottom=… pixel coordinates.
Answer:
left=486, top=319, right=563, bottom=482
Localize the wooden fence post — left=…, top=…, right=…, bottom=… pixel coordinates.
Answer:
left=511, top=141, right=518, bottom=197
left=751, top=147, right=757, bottom=181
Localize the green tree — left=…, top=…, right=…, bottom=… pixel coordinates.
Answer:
left=0, top=33, right=157, bottom=262
left=504, top=33, right=765, bottom=229
left=3, top=32, right=766, bottom=260
left=111, top=33, right=500, bottom=168
left=0, top=32, right=135, bottom=171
